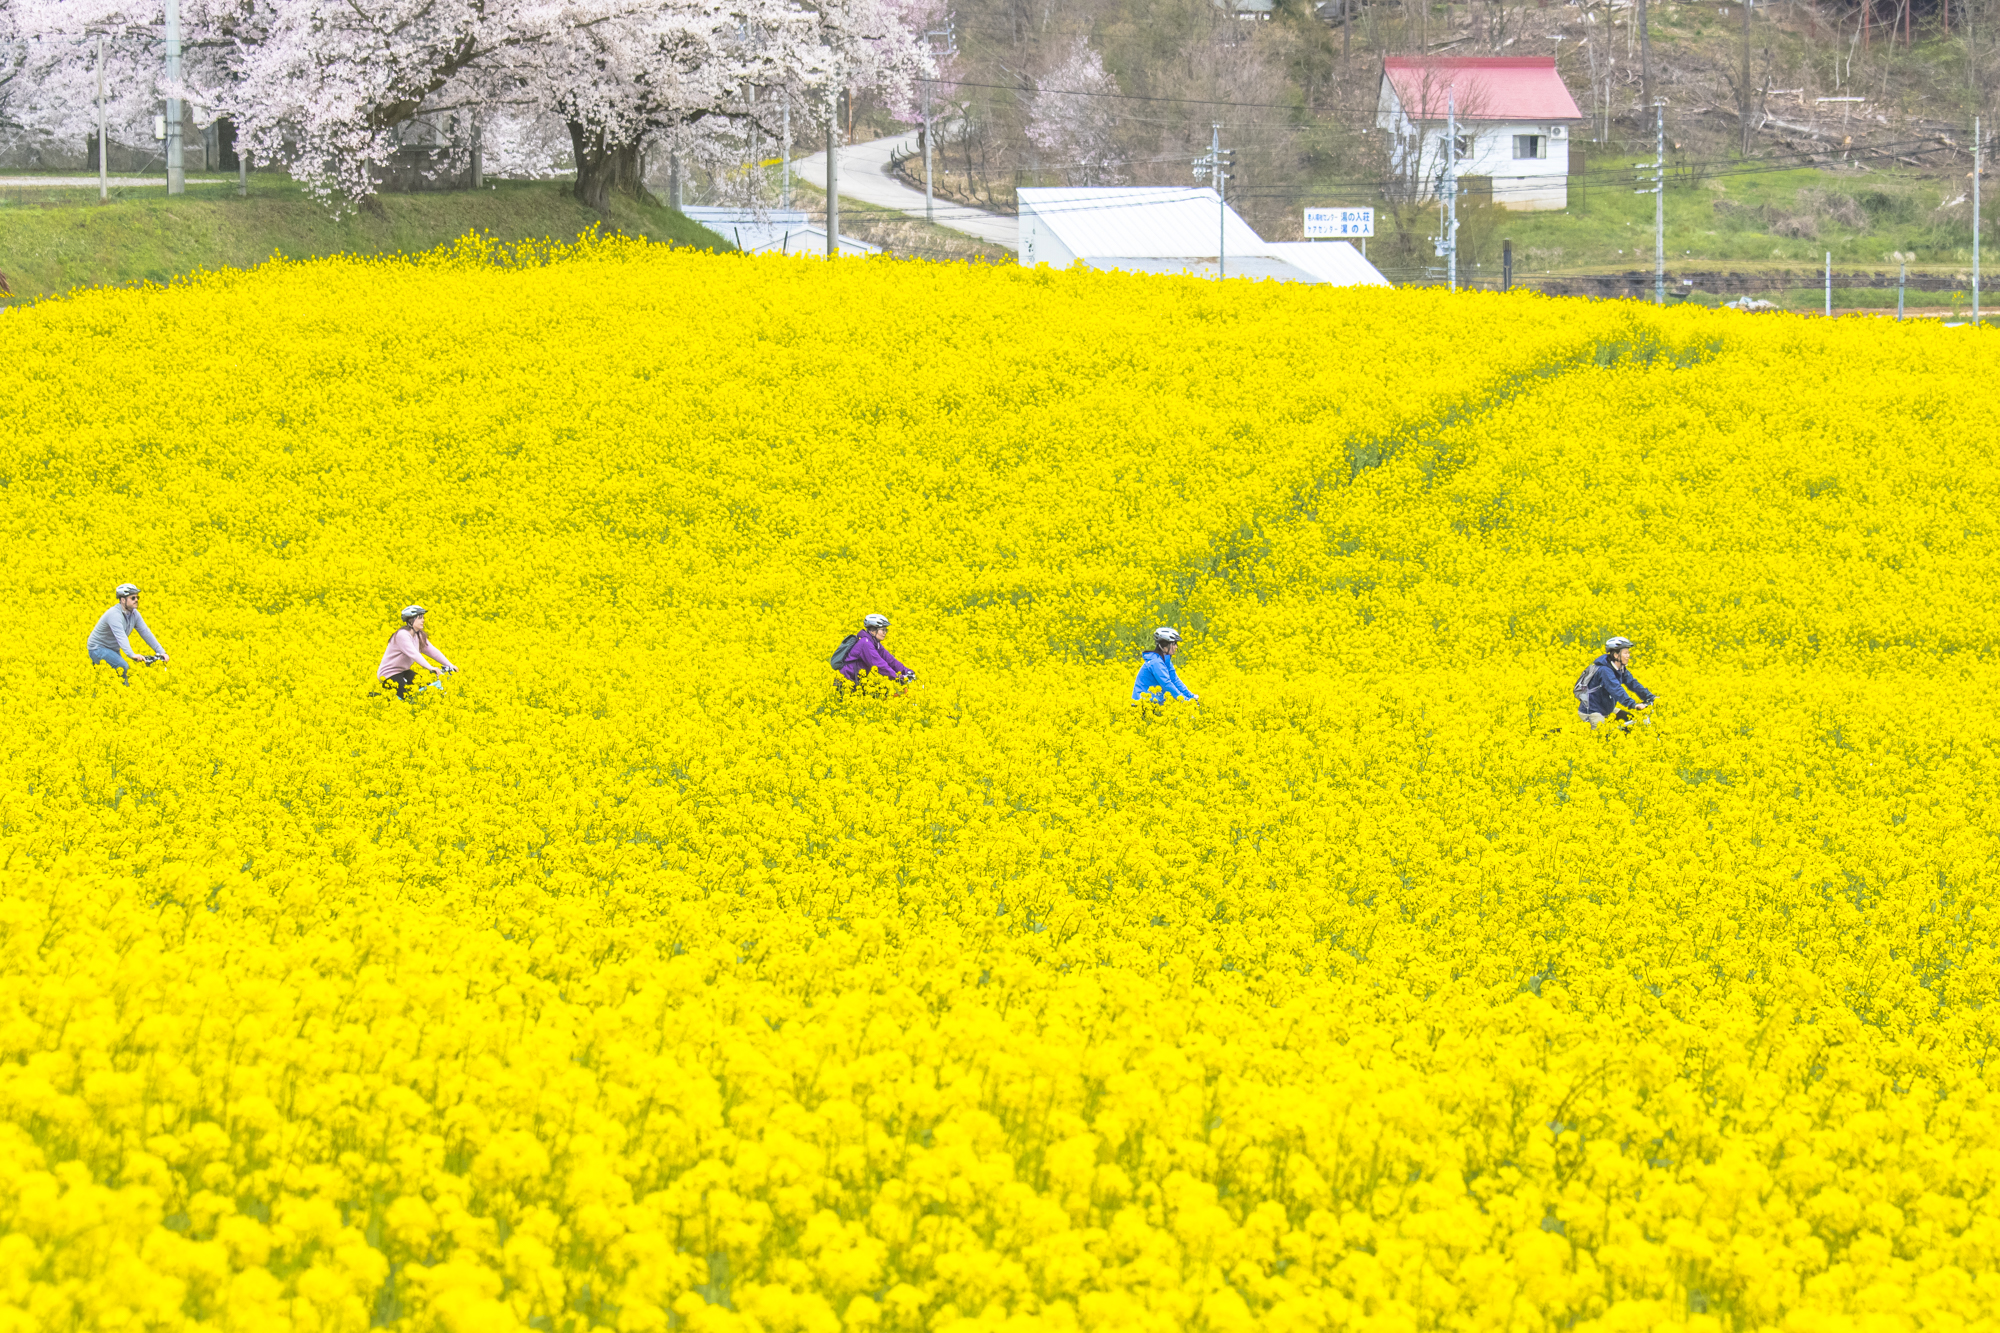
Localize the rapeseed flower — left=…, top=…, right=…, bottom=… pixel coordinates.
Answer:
left=0, top=234, right=1994, bottom=1329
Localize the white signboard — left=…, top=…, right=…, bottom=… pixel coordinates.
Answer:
left=1304, top=207, right=1374, bottom=239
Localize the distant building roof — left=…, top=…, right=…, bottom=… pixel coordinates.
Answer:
left=679, top=206, right=881, bottom=258
left=1259, top=241, right=1392, bottom=287
left=1019, top=187, right=1390, bottom=286
left=1017, top=187, right=1267, bottom=260
left=1381, top=57, right=1583, bottom=122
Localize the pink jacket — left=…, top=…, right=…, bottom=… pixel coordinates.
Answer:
left=377, top=627, right=455, bottom=678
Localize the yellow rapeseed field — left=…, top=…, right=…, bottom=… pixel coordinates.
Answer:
left=1, top=235, right=1997, bottom=1333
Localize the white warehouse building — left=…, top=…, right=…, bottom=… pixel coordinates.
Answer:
left=1015, top=187, right=1388, bottom=287
left=1378, top=56, right=1583, bottom=212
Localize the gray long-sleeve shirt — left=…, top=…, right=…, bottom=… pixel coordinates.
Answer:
left=87, top=605, right=163, bottom=659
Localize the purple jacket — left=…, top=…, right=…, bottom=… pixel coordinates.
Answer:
left=841, top=633, right=912, bottom=683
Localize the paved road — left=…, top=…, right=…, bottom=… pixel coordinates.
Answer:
left=0, top=176, right=234, bottom=188
left=790, top=133, right=1019, bottom=251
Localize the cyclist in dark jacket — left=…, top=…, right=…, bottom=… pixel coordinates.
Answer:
left=1574, top=636, right=1654, bottom=729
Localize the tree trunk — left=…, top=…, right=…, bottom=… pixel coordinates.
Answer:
left=568, top=120, right=640, bottom=213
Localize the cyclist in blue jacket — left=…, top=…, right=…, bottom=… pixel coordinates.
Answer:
left=1133, top=627, right=1199, bottom=703
left=1573, top=636, right=1654, bottom=729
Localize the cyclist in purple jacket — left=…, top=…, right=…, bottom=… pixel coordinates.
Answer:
left=837, top=614, right=915, bottom=688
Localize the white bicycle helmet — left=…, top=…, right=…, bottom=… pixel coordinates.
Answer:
left=400, top=605, right=427, bottom=623
left=1604, top=636, right=1634, bottom=652
left=115, top=583, right=139, bottom=598
left=1154, top=627, right=1182, bottom=644
left=863, top=614, right=889, bottom=631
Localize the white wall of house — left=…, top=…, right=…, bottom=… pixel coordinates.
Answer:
left=1378, top=84, right=1575, bottom=211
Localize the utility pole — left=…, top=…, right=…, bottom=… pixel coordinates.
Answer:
left=96, top=35, right=107, bottom=201
left=782, top=99, right=791, bottom=209
left=1445, top=88, right=1458, bottom=293
left=1975, top=116, right=1983, bottom=326
left=1824, top=251, right=1831, bottom=316
left=1194, top=124, right=1234, bottom=279
left=471, top=112, right=483, bottom=189
left=164, top=0, right=184, bottom=194
left=1635, top=102, right=1664, bottom=304
left=922, top=21, right=957, bottom=225
left=1638, top=0, right=1655, bottom=137
left=1740, top=0, right=1753, bottom=156
left=1655, top=104, right=1665, bottom=305
left=1898, top=257, right=1906, bottom=320
left=826, top=103, right=840, bottom=257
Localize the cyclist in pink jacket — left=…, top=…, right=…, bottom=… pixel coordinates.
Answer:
left=374, top=605, right=457, bottom=699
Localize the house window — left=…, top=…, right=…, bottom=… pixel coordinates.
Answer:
left=1513, top=134, right=1548, bottom=160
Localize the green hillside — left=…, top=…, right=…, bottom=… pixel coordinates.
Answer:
left=0, top=174, right=731, bottom=302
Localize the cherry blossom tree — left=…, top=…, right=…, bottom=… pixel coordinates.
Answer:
left=538, top=0, right=927, bottom=212
left=1, top=0, right=236, bottom=160
left=0, top=4, right=23, bottom=135
left=2, top=0, right=924, bottom=209
left=204, top=0, right=555, bottom=204
left=532, top=0, right=822, bottom=211
left=1026, top=39, right=1123, bottom=186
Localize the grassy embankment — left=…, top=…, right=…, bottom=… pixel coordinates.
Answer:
left=1378, top=164, right=1979, bottom=312
left=0, top=174, right=731, bottom=302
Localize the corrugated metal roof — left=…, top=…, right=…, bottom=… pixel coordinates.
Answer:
left=1018, top=187, right=1266, bottom=259
left=1259, top=242, right=1392, bottom=287
left=1381, top=57, right=1583, bottom=122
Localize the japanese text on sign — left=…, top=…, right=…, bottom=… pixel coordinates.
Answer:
left=1304, top=207, right=1374, bottom=238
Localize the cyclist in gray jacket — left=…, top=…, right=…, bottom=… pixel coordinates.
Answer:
left=88, top=583, right=168, bottom=681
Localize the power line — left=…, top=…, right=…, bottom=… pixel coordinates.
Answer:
left=919, top=74, right=1373, bottom=115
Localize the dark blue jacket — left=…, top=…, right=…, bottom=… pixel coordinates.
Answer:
left=1574, top=654, right=1653, bottom=715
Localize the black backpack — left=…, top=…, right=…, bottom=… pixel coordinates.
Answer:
left=830, top=633, right=859, bottom=671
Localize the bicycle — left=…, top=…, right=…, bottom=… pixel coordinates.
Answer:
left=1543, top=698, right=1661, bottom=736
left=1609, top=699, right=1661, bottom=733
left=371, top=666, right=456, bottom=701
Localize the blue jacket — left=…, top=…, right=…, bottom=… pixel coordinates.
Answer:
left=1132, top=650, right=1195, bottom=702
left=1574, top=653, right=1653, bottom=715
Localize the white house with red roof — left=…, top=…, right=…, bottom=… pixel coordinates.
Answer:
left=1378, top=56, right=1584, bottom=211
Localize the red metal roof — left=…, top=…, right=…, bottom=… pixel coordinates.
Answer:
left=1381, top=57, right=1583, bottom=122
